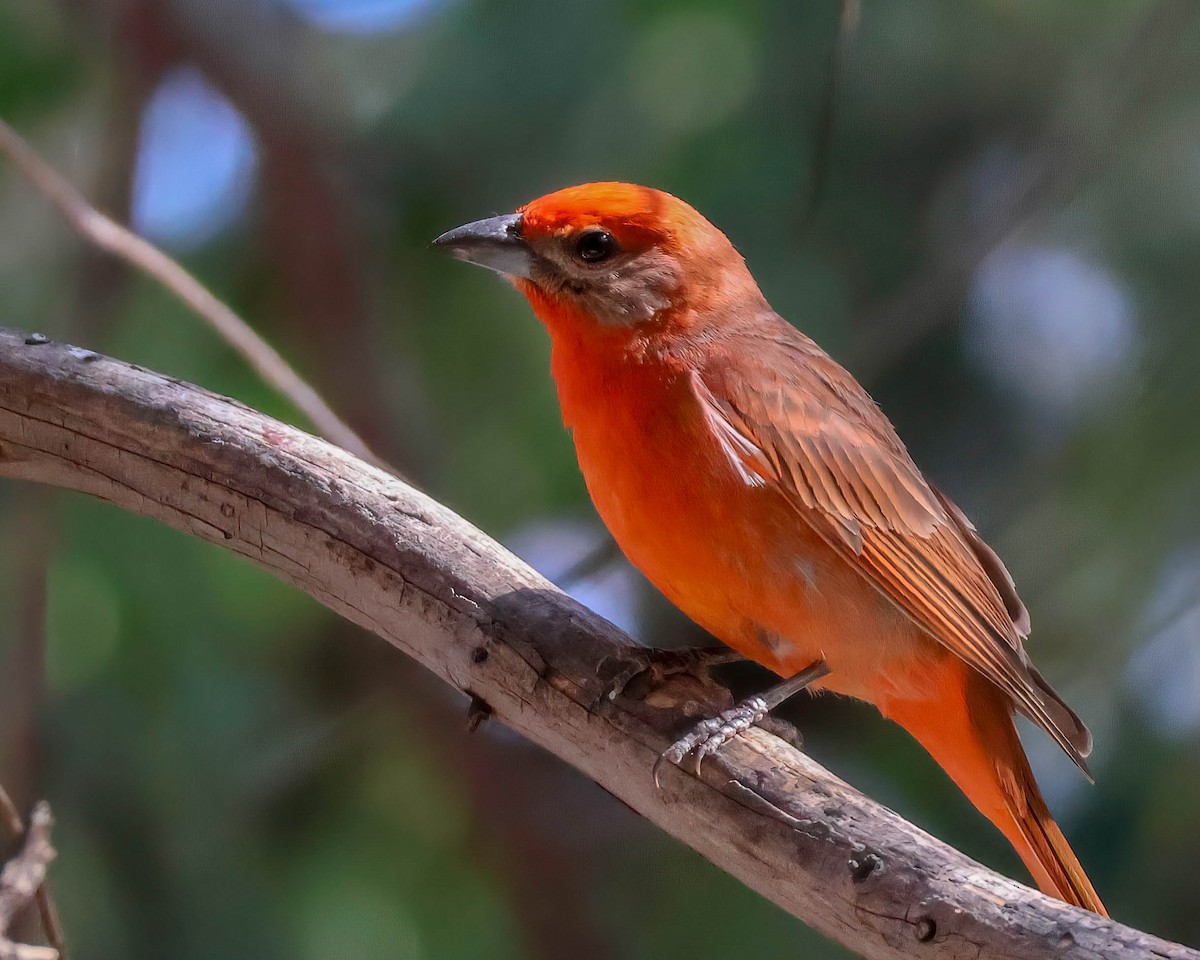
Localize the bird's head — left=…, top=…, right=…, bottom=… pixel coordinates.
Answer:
left=434, top=182, right=762, bottom=335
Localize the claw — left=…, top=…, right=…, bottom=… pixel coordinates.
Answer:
left=653, top=699, right=770, bottom=785
left=650, top=660, right=829, bottom=790
left=653, top=739, right=696, bottom=788
left=652, top=692, right=792, bottom=785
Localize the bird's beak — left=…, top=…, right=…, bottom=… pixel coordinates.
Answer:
left=432, top=212, right=533, bottom=280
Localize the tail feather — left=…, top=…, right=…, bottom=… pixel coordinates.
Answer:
left=883, top=662, right=1107, bottom=916
left=1004, top=760, right=1107, bottom=915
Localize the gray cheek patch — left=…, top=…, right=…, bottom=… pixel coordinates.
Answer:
left=583, top=254, right=682, bottom=326
left=530, top=246, right=682, bottom=326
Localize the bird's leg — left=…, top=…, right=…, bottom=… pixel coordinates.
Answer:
left=598, top=644, right=744, bottom=701
left=654, top=658, right=830, bottom=786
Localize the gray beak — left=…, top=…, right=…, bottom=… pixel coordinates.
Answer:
left=432, top=212, right=533, bottom=279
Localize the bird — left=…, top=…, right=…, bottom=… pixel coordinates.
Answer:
left=434, top=181, right=1106, bottom=915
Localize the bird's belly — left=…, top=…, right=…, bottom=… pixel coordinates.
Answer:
left=570, top=399, right=936, bottom=704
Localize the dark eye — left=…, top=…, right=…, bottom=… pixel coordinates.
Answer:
left=575, top=230, right=617, bottom=263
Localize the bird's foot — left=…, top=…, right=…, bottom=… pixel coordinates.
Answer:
left=652, top=658, right=830, bottom=786
left=653, top=695, right=770, bottom=786
left=597, top=644, right=742, bottom=702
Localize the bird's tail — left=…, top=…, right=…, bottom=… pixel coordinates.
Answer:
left=883, top=663, right=1107, bottom=916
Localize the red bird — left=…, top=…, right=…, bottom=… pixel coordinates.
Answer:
left=435, top=182, right=1106, bottom=915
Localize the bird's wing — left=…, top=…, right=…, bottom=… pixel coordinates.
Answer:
left=692, top=327, right=1092, bottom=774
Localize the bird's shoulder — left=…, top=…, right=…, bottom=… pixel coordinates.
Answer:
left=701, top=313, right=905, bottom=445
left=692, top=312, right=946, bottom=541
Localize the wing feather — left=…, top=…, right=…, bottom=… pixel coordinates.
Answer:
left=690, top=324, right=1093, bottom=775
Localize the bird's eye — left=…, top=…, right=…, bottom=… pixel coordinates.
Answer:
left=575, top=230, right=617, bottom=264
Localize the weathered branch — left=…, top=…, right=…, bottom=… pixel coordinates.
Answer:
left=0, top=802, right=58, bottom=960
left=0, top=790, right=63, bottom=960
left=0, top=327, right=1194, bottom=960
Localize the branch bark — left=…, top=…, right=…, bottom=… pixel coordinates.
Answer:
left=0, top=802, right=58, bottom=960
left=0, top=790, right=63, bottom=960
left=0, top=327, right=1194, bottom=960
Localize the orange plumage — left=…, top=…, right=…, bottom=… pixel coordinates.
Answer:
left=436, top=181, right=1106, bottom=914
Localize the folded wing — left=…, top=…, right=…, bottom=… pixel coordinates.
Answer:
left=692, top=322, right=1092, bottom=775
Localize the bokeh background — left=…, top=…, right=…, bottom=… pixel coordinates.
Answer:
left=2, top=1, right=1200, bottom=957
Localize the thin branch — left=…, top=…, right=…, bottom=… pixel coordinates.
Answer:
left=0, top=789, right=22, bottom=840
left=0, top=328, right=1195, bottom=960
left=799, top=0, right=860, bottom=234
left=0, top=790, right=63, bottom=960
left=0, top=801, right=58, bottom=960
left=0, top=117, right=388, bottom=473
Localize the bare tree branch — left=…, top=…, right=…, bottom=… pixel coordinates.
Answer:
left=0, top=790, right=64, bottom=960
left=0, top=328, right=1195, bottom=959
left=0, top=117, right=387, bottom=473
left=0, top=801, right=58, bottom=960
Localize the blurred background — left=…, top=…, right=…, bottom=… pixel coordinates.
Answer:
left=2, top=0, right=1200, bottom=957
